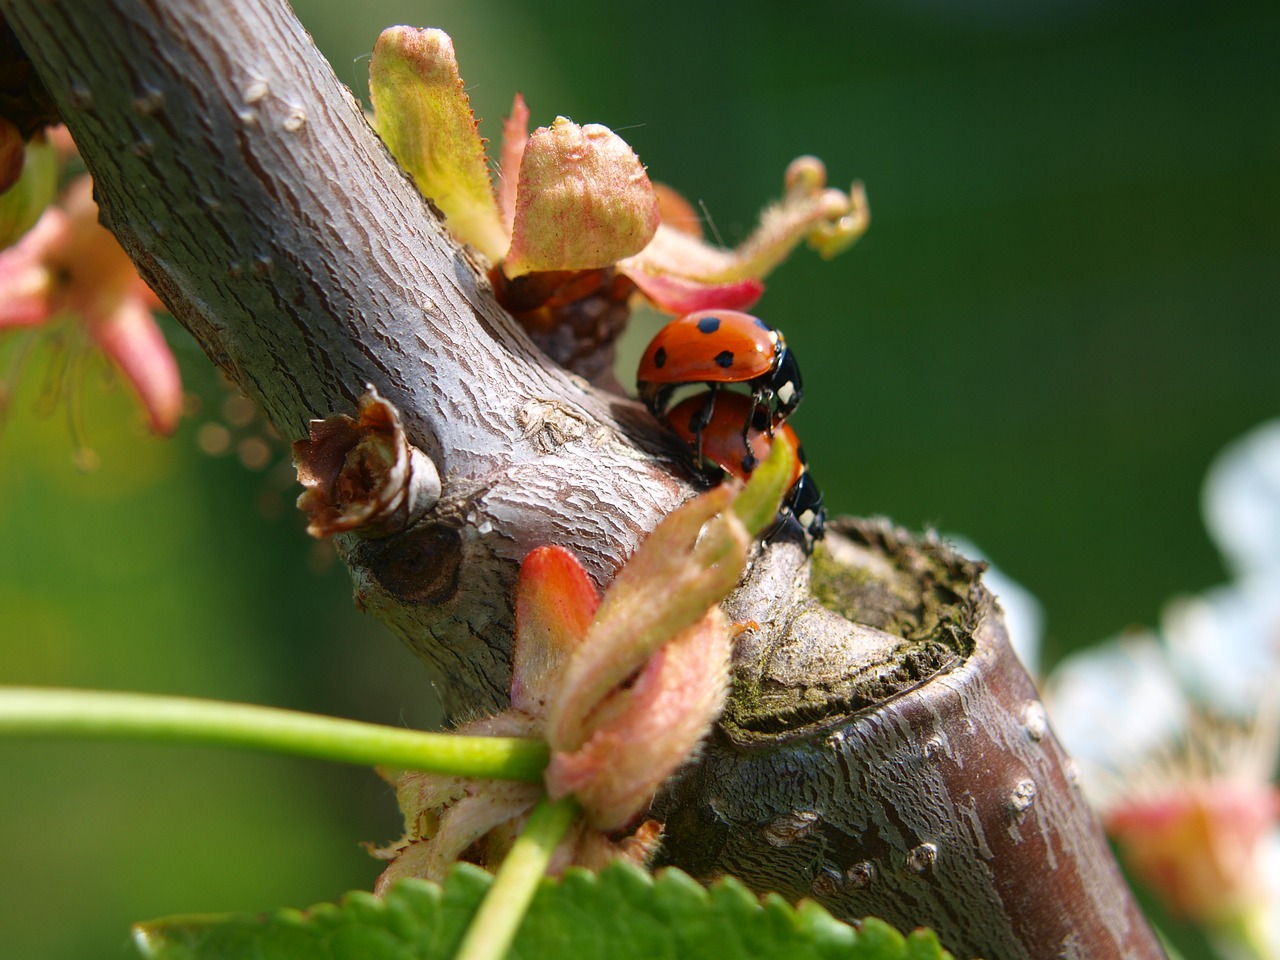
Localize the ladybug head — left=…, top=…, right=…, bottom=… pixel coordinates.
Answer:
left=767, top=346, right=804, bottom=419
left=787, top=471, right=825, bottom=543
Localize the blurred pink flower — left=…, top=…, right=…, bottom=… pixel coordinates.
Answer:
left=1106, top=775, right=1280, bottom=926
left=1048, top=632, right=1280, bottom=957
left=1045, top=420, right=1280, bottom=958
left=0, top=173, right=181, bottom=434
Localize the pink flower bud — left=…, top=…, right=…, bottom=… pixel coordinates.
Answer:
left=504, top=117, right=659, bottom=277
left=1107, top=781, right=1280, bottom=924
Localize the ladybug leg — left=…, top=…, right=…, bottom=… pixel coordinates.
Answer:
left=762, top=506, right=812, bottom=552
left=640, top=382, right=676, bottom=421
left=761, top=509, right=789, bottom=545
left=749, top=388, right=774, bottom=442
left=738, top=391, right=770, bottom=472
left=762, top=389, right=775, bottom=437
left=691, top=385, right=719, bottom=464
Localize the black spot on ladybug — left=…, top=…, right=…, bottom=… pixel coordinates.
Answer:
left=653, top=345, right=667, bottom=369
left=740, top=453, right=757, bottom=473
left=714, top=350, right=734, bottom=368
left=696, top=316, right=722, bottom=334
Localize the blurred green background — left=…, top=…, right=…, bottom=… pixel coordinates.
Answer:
left=1, top=0, right=1276, bottom=956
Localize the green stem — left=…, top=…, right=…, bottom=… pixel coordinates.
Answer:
left=0, top=687, right=548, bottom=781
left=454, top=795, right=580, bottom=960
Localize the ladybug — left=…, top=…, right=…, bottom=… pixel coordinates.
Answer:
left=636, top=310, right=803, bottom=428
left=666, top=391, right=826, bottom=544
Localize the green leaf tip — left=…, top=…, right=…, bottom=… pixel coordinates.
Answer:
left=370, top=26, right=508, bottom=260
left=132, top=860, right=953, bottom=960
left=732, top=433, right=795, bottom=537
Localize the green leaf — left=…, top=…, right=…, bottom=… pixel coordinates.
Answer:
left=369, top=27, right=508, bottom=261
left=733, top=435, right=794, bottom=538
left=132, top=862, right=952, bottom=960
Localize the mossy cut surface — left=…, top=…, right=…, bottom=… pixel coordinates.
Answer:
left=724, top=519, right=983, bottom=738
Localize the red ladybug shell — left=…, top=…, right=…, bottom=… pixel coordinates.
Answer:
left=637, top=309, right=781, bottom=388
left=666, top=392, right=804, bottom=488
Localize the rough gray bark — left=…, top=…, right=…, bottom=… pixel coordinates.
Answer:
left=2, top=2, right=1165, bottom=958
left=656, top=519, right=1163, bottom=959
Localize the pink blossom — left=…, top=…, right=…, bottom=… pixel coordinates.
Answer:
left=0, top=173, right=181, bottom=434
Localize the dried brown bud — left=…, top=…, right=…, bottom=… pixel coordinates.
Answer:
left=292, top=386, right=440, bottom=538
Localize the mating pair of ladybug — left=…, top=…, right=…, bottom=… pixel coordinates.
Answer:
left=637, top=309, right=825, bottom=544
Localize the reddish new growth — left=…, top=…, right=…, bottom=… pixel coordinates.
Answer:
left=368, top=26, right=868, bottom=385
left=367, top=440, right=795, bottom=887
left=371, top=488, right=744, bottom=885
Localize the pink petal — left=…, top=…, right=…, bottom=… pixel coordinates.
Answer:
left=497, top=92, right=529, bottom=237
left=59, top=176, right=161, bottom=310
left=0, top=257, right=53, bottom=328
left=0, top=206, right=69, bottom=328
left=130, top=275, right=164, bottom=313
left=1106, top=782, right=1280, bottom=922
left=90, top=297, right=183, bottom=434
left=622, top=266, right=763, bottom=315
